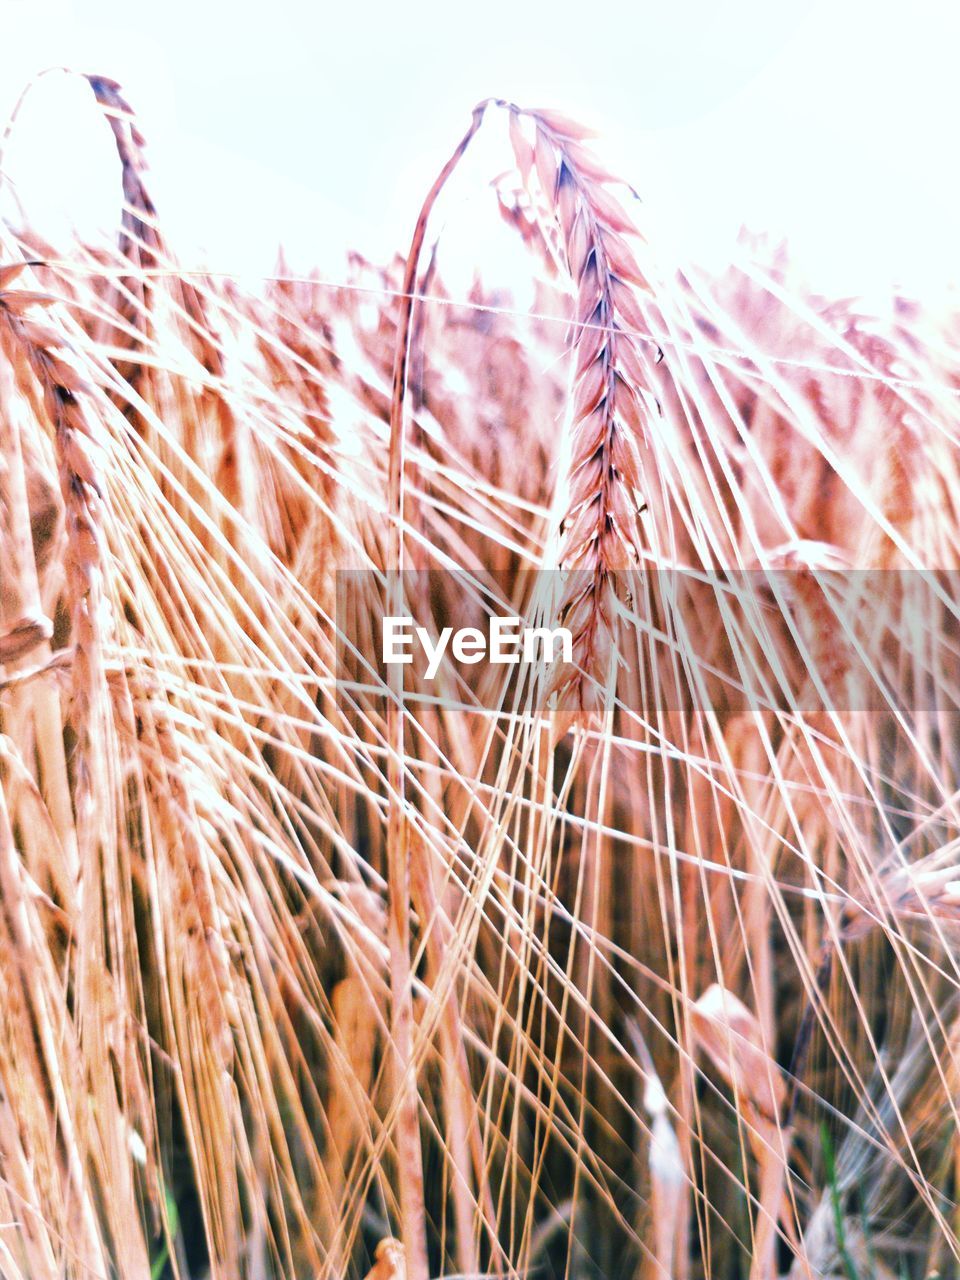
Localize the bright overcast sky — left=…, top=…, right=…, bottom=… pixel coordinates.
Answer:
left=2, top=0, right=958, bottom=296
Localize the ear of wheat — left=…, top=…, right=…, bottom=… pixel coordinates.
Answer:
left=506, top=107, right=662, bottom=728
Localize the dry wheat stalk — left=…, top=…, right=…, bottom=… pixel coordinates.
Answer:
left=388, top=101, right=661, bottom=732
left=506, top=107, right=661, bottom=727
left=839, top=853, right=960, bottom=940
left=0, top=611, right=52, bottom=664
left=0, top=259, right=162, bottom=1277
left=87, top=74, right=222, bottom=365
left=87, top=75, right=231, bottom=424
left=627, top=1020, right=686, bottom=1277
left=692, top=984, right=791, bottom=1280
left=0, top=261, right=106, bottom=807
left=385, top=102, right=494, bottom=1280
left=85, top=76, right=159, bottom=268
left=363, top=1236, right=406, bottom=1280
left=692, top=984, right=785, bottom=1134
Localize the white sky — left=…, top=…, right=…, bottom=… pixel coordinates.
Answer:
left=2, top=0, right=959, bottom=296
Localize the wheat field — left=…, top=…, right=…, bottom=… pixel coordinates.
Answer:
left=1, top=73, right=960, bottom=1280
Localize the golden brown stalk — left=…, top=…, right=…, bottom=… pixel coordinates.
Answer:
left=507, top=107, right=661, bottom=726
left=0, top=611, right=52, bottom=664
left=0, top=262, right=159, bottom=1278
left=0, top=263, right=106, bottom=811
left=692, top=985, right=789, bottom=1280
left=85, top=75, right=159, bottom=269
left=408, top=828, right=504, bottom=1277
left=0, top=264, right=77, bottom=913
left=627, top=1021, right=686, bottom=1279
left=83, top=74, right=160, bottom=413
left=0, top=780, right=111, bottom=1278
left=322, top=975, right=378, bottom=1273
left=692, top=985, right=785, bottom=1126
left=386, top=101, right=492, bottom=1280
left=86, top=75, right=231, bottom=418
left=841, top=855, right=960, bottom=936
left=363, top=1237, right=407, bottom=1280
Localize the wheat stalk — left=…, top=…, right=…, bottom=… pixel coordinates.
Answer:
left=0, top=262, right=106, bottom=811
left=506, top=107, right=662, bottom=727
